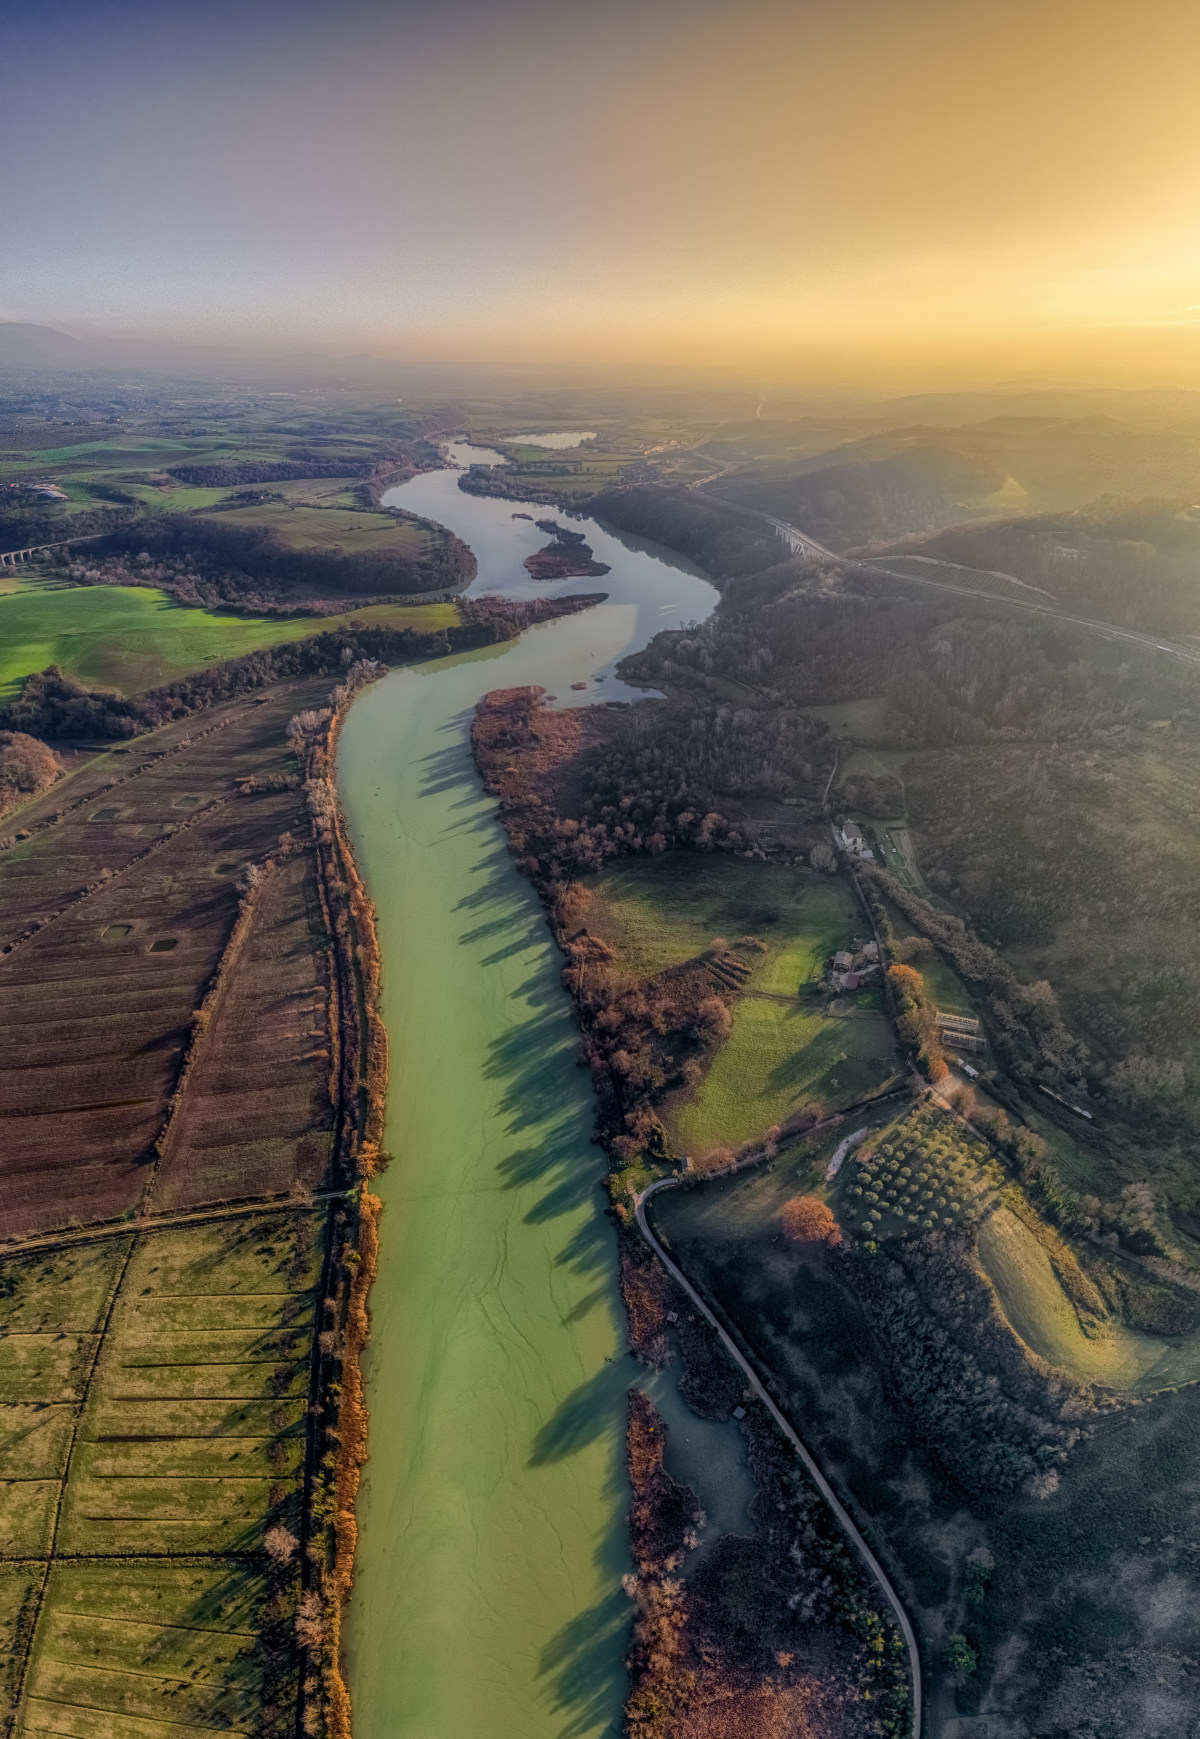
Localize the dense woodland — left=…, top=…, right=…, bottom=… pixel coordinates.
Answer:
left=713, top=447, right=1003, bottom=550
left=0, top=729, right=60, bottom=816
left=61, top=510, right=476, bottom=603
left=587, top=485, right=784, bottom=582
left=0, top=490, right=135, bottom=549
left=839, top=1228, right=1086, bottom=1496
left=893, top=496, right=1200, bottom=638
left=166, top=454, right=375, bottom=486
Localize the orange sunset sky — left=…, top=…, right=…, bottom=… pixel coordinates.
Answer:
left=5, top=0, right=1200, bottom=381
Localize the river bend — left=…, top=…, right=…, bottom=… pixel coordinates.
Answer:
left=337, top=447, right=716, bottom=1738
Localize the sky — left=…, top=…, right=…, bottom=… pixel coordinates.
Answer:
left=5, top=0, right=1200, bottom=381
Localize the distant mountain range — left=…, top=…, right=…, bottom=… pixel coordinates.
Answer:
left=868, top=386, right=1200, bottom=429
left=0, top=323, right=86, bottom=366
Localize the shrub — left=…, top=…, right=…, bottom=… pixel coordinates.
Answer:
left=945, top=1634, right=977, bottom=1674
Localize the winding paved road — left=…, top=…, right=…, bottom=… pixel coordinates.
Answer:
left=635, top=1176, right=922, bottom=1739
left=702, top=488, right=1200, bottom=668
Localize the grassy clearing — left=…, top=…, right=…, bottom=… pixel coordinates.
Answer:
left=588, top=855, right=897, bottom=1157
left=669, top=996, right=896, bottom=1158
left=0, top=584, right=457, bottom=695
left=806, top=697, right=891, bottom=740
left=126, top=483, right=234, bottom=513
left=976, top=1208, right=1200, bottom=1389
left=206, top=502, right=430, bottom=554
left=590, top=855, right=857, bottom=984
left=880, top=897, right=974, bottom=1015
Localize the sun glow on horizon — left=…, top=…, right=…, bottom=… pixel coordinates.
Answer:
left=5, top=0, right=1200, bottom=382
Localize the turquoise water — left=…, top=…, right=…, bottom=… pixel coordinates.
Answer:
left=338, top=451, right=720, bottom=1738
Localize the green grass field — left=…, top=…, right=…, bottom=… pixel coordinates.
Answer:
left=668, top=994, right=897, bottom=1158
left=206, top=502, right=430, bottom=553
left=590, top=855, right=856, bottom=982
left=976, top=1208, right=1200, bottom=1390
left=0, top=585, right=458, bottom=696
left=587, top=856, right=897, bottom=1158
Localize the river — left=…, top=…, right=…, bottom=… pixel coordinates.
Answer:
left=336, top=446, right=720, bottom=1738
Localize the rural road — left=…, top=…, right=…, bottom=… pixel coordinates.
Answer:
left=634, top=1175, right=923, bottom=1739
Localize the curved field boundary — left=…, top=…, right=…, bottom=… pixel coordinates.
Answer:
left=636, top=1175, right=922, bottom=1739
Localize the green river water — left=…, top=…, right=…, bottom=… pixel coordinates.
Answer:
left=337, top=446, right=727, bottom=1738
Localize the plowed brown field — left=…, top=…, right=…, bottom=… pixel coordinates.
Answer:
left=0, top=683, right=338, bottom=1235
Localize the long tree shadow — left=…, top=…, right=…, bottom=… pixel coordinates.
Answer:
left=416, top=711, right=484, bottom=801
left=533, top=1369, right=633, bottom=1738
left=486, top=1005, right=583, bottom=1125
left=538, top=1585, right=631, bottom=1739
left=528, top=1361, right=630, bottom=1467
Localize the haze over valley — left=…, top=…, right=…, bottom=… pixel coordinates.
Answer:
left=5, top=5, right=1200, bottom=1739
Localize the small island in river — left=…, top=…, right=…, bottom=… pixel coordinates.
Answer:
left=524, top=521, right=611, bottom=581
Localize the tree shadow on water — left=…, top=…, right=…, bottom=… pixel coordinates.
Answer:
left=538, top=1586, right=630, bottom=1739
left=417, top=732, right=478, bottom=802
left=532, top=1374, right=633, bottom=1737
left=529, top=1360, right=630, bottom=1469
left=486, top=1007, right=582, bottom=1129
left=552, top=1213, right=614, bottom=1279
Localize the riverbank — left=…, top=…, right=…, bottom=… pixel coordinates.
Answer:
left=290, top=664, right=391, bottom=1739
left=334, top=444, right=719, bottom=1738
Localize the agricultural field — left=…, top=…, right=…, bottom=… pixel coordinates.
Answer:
left=124, top=475, right=367, bottom=516
left=0, top=584, right=457, bottom=696
left=0, top=683, right=338, bottom=1234
left=467, top=435, right=643, bottom=500
left=846, top=1101, right=1001, bottom=1240
left=0, top=1212, right=325, bottom=1736
left=586, top=854, right=898, bottom=1158
left=153, top=850, right=336, bottom=1212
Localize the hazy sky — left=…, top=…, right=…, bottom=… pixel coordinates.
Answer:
left=6, top=0, right=1200, bottom=379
